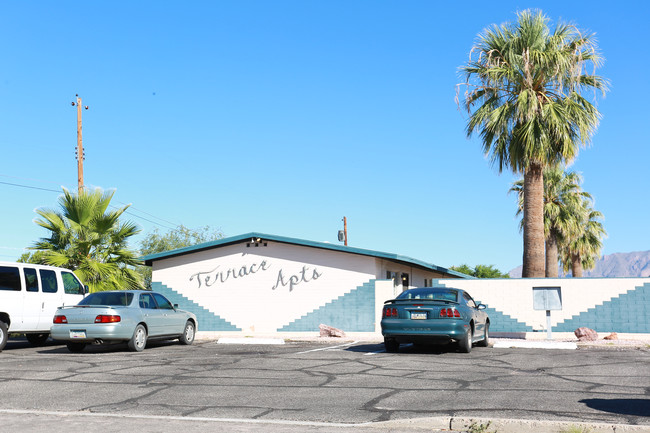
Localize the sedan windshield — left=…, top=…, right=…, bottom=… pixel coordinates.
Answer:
left=78, top=292, right=134, bottom=306
left=396, top=288, right=458, bottom=302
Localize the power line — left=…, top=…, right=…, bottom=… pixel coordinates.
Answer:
left=0, top=178, right=179, bottom=231
left=0, top=180, right=61, bottom=193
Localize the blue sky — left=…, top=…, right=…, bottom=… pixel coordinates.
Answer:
left=1, top=1, right=648, bottom=273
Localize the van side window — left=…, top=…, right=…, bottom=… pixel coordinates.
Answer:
left=24, top=268, right=39, bottom=292
left=0, top=266, right=21, bottom=291
left=62, top=272, right=83, bottom=295
left=39, top=270, right=58, bottom=293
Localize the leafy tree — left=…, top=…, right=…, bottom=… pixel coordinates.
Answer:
left=560, top=199, right=606, bottom=277
left=31, top=188, right=143, bottom=292
left=16, top=251, right=48, bottom=264
left=460, top=10, right=607, bottom=277
left=511, top=166, right=590, bottom=277
left=450, top=264, right=510, bottom=278
left=139, top=225, right=224, bottom=289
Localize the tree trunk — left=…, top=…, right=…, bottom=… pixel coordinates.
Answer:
left=571, top=253, right=583, bottom=277
left=545, top=230, right=559, bottom=278
left=522, top=163, right=546, bottom=278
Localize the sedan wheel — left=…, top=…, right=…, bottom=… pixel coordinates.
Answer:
left=458, top=326, right=473, bottom=353
left=179, top=321, right=195, bottom=345
left=26, top=333, right=49, bottom=346
left=66, top=342, right=86, bottom=353
left=128, top=324, right=147, bottom=352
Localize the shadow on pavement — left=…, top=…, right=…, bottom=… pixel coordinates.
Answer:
left=580, top=398, right=650, bottom=417
left=345, top=342, right=463, bottom=355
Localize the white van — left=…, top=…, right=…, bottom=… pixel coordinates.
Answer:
left=0, top=261, right=86, bottom=351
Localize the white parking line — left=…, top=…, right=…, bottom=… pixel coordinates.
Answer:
left=0, top=409, right=366, bottom=428
left=293, top=341, right=359, bottom=354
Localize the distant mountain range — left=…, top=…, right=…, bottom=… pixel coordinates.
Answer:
left=509, top=250, right=650, bottom=278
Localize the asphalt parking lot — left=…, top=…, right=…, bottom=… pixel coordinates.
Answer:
left=0, top=337, right=648, bottom=432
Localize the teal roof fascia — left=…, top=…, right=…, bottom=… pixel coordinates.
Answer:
left=140, top=232, right=471, bottom=279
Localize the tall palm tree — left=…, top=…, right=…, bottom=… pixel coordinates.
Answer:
left=461, top=10, right=607, bottom=277
left=560, top=199, right=606, bottom=277
left=511, top=166, right=589, bottom=277
left=31, top=188, right=143, bottom=292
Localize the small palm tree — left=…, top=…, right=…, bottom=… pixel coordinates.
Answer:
left=560, top=199, right=606, bottom=277
left=511, top=166, right=590, bottom=277
left=461, top=9, right=607, bottom=277
left=31, top=188, right=143, bottom=292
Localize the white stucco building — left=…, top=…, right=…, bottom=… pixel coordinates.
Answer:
left=142, top=232, right=466, bottom=334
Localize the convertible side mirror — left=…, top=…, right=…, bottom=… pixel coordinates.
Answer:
left=477, top=303, right=487, bottom=310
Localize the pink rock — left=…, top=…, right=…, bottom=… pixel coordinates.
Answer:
left=604, top=332, right=618, bottom=340
left=319, top=324, right=346, bottom=338
left=574, top=327, right=598, bottom=341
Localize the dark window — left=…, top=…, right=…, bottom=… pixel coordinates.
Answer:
left=401, top=273, right=409, bottom=288
left=40, top=270, right=58, bottom=293
left=62, top=272, right=84, bottom=295
left=79, top=292, right=134, bottom=306
left=152, top=293, right=174, bottom=310
left=24, top=268, right=39, bottom=292
left=0, top=266, right=21, bottom=291
left=463, top=292, right=477, bottom=308
left=397, top=288, right=459, bottom=302
left=139, top=293, right=156, bottom=309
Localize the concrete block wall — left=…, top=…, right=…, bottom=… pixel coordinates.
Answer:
left=431, top=278, right=650, bottom=334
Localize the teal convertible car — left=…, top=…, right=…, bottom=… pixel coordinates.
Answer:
left=381, top=287, right=489, bottom=353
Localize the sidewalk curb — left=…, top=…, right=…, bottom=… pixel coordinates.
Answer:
left=364, top=416, right=650, bottom=432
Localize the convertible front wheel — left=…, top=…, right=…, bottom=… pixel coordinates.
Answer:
left=476, top=322, right=490, bottom=347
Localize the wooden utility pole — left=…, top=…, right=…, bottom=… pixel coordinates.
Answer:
left=71, top=95, right=88, bottom=194
left=343, top=216, right=348, bottom=246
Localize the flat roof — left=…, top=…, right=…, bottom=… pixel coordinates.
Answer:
left=140, top=232, right=470, bottom=279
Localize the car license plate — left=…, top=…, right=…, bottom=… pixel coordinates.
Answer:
left=70, top=330, right=86, bottom=339
left=411, top=312, right=427, bottom=320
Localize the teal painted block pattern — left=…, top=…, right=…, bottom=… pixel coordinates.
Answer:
left=554, top=283, right=650, bottom=333
left=432, top=280, right=533, bottom=333
left=151, top=282, right=241, bottom=331
left=278, top=280, right=376, bottom=332
left=483, top=307, right=534, bottom=333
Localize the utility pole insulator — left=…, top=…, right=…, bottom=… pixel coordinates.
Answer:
left=72, top=96, right=88, bottom=194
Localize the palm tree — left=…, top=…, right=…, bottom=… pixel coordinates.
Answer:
left=511, top=166, right=590, bottom=277
left=560, top=198, right=606, bottom=277
left=461, top=10, right=607, bottom=277
left=31, top=188, right=143, bottom=292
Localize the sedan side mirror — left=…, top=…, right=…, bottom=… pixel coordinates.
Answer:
left=477, top=303, right=487, bottom=310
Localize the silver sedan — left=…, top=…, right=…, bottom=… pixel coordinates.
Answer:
left=51, top=290, right=197, bottom=352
